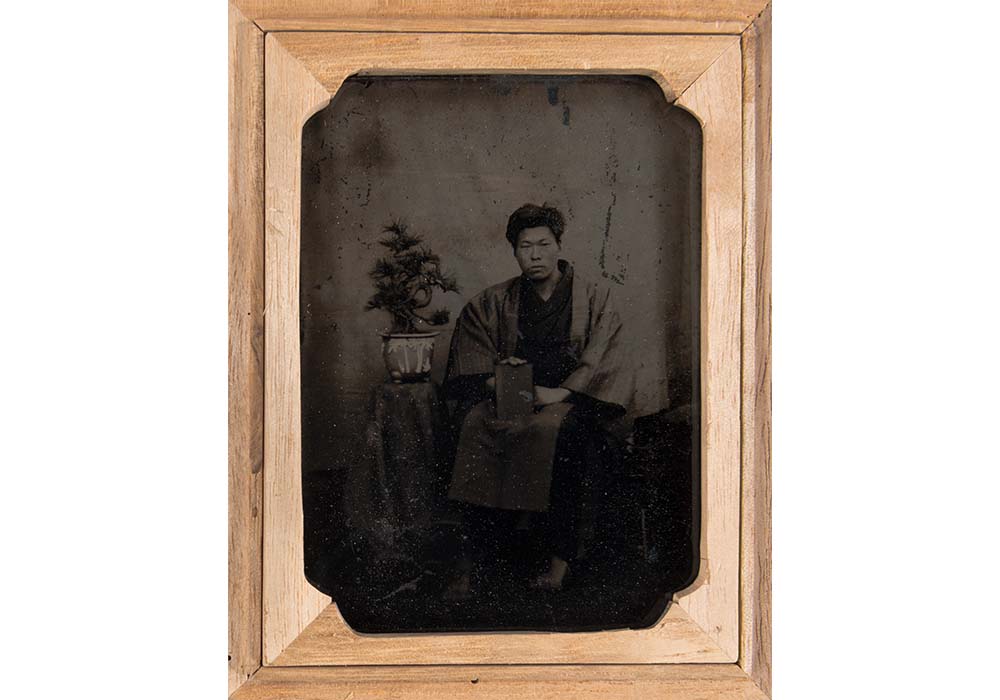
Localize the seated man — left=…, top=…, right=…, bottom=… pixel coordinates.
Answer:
left=444, top=203, right=634, bottom=591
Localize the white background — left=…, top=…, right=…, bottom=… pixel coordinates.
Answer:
left=1, top=2, right=997, bottom=697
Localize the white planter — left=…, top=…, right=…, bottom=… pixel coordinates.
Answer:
left=380, top=332, right=439, bottom=382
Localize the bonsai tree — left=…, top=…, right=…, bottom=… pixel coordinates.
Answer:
left=365, top=221, right=461, bottom=334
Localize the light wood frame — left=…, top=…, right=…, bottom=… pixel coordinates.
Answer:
left=230, top=2, right=770, bottom=698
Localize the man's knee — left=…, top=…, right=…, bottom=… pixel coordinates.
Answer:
left=514, top=404, right=562, bottom=435
left=558, top=409, right=594, bottom=440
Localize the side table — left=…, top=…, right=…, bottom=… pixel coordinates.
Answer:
left=355, top=381, right=451, bottom=540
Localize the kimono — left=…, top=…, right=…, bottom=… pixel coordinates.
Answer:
left=444, top=260, right=634, bottom=517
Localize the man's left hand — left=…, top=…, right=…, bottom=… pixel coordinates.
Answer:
left=534, top=386, right=571, bottom=406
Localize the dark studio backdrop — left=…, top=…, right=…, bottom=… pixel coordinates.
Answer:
left=301, top=74, right=701, bottom=473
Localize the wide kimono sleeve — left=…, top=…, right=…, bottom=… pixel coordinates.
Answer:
left=443, top=292, right=501, bottom=400
left=559, top=284, right=635, bottom=413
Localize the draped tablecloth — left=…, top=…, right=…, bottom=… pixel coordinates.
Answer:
left=344, top=381, right=450, bottom=542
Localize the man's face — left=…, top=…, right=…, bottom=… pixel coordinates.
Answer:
left=514, top=226, right=560, bottom=281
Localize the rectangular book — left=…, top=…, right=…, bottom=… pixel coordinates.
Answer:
left=495, top=363, right=534, bottom=419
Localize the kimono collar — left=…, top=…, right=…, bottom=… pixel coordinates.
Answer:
left=500, top=260, right=587, bottom=357
left=520, top=259, right=573, bottom=306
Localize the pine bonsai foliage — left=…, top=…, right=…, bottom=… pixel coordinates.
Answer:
left=365, top=221, right=461, bottom=333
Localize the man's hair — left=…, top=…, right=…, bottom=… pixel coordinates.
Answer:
left=505, top=203, right=565, bottom=249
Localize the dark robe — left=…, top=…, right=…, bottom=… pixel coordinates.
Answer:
left=444, top=260, right=634, bottom=513
left=515, top=261, right=576, bottom=388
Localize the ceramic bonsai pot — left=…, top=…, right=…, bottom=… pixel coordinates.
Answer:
left=380, top=331, right=439, bottom=382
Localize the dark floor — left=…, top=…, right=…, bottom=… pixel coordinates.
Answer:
left=303, top=410, right=698, bottom=633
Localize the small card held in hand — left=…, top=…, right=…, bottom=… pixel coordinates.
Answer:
left=495, top=363, right=534, bottom=419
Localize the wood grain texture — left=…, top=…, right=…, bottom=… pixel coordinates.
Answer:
left=262, top=34, right=333, bottom=665
left=675, top=40, right=745, bottom=662
left=229, top=3, right=264, bottom=694
left=236, top=0, right=770, bottom=34
left=261, top=31, right=744, bottom=666
left=272, top=31, right=738, bottom=103
left=739, top=5, right=773, bottom=696
left=233, top=664, right=769, bottom=700
left=275, top=603, right=730, bottom=666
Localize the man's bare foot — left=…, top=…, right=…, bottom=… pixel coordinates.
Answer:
left=530, top=556, right=569, bottom=590
left=443, top=572, right=472, bottom=601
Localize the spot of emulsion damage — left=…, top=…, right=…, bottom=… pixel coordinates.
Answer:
left=598, top=135, right=627, bottom=285
left=598, top=191, right=626, bottom=285
left=598, top=192, right=627, bottom=285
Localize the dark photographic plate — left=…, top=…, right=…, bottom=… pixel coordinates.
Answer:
left=300, top=74, right=701, bottom=633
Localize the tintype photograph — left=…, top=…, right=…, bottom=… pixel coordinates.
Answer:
left=299, top=74, right=702, bottom=633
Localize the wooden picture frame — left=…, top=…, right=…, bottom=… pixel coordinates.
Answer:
left=229, top=2, right=771, bottom=697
